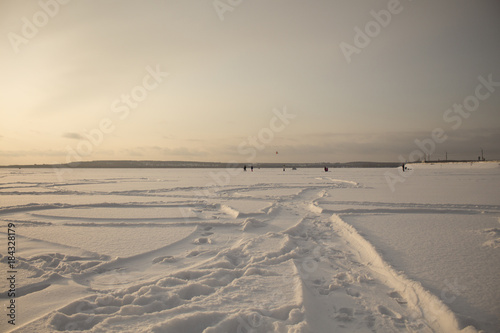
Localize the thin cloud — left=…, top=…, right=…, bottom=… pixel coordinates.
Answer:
left=0, top=150, right=66, bottom=158
left=62, top=133, right=85, bottom=140
left=126, top=146, right=210, bottom=159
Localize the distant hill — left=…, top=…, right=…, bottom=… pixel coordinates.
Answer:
left=0, top=160, right=402, bottom=169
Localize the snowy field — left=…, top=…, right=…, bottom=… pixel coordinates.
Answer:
left=1, top=164, right=499, bottom=333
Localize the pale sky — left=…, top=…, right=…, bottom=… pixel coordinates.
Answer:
left=1, top=0, right=499, bottom=165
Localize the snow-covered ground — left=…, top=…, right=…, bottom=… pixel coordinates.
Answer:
left=1, top=164, right=499, bottom=332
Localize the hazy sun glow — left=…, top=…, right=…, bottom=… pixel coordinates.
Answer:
left=1, top=0, right=499, bottom=165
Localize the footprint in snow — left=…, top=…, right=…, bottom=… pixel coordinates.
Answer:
left=193, top=237, right=213, bottom=245
left=388, top=290, right=408, bottom=305
left=378, top=305, right=407, bottom=327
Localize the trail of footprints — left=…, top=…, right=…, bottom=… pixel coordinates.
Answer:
left=46, top=228, right=302, bottom=331
left=283, top=191, right=428, bottom=332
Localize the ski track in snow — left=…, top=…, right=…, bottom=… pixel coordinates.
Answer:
left=0, top=168, right=497, bottom=332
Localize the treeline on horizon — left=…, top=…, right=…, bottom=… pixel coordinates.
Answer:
left=0, top=160, right=403, bottom=169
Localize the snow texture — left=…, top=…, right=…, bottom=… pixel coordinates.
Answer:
left=0, top=165, right=499, bottom=332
